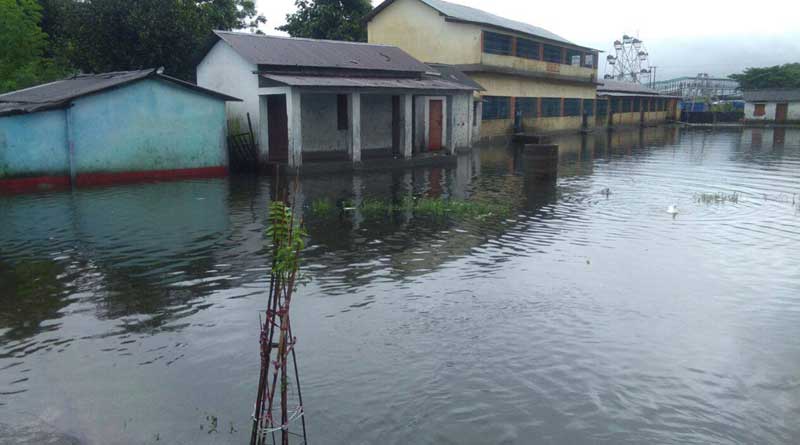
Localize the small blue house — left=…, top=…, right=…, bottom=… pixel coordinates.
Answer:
left=0, top=69, right=240, bottom=191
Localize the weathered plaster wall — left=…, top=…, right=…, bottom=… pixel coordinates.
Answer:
left=450, top=93, right=473, bottom=148
left=481, top=53, right=595, bottom=82
left=70, top=79, right=227, bottom=174
left=0, top=109, right=68, bottom=179
left=469, top=73, right=596, bottom=99
left=197, top=40, right=259, bottom=138
left=744, top=101, right=800, bottom=121
left=360, top=94, right=393, bottom=150
left=300, top=93, right=348, bottom=152
left=367, top=0, right=481, bottom=65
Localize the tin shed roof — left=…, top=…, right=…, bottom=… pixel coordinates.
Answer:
left=597, top=79, right=660, bottom=95
left=743, top=89, right=800, bottom=102
left=213, top=31, right=431, bottom=74
left=0, top=69, right=240, bottom=117
left=260, top=74, right=477, bottom=91
left=367, top=0, right=595, bottom=50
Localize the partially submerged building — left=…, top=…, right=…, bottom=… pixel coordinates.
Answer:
left=596, top=79, right=681, bottom=127
left=0, top=69, right=239, bottom=191
left=366, top=0, right=601, bottom=139
left=743, top=89, right=800, bottom=124
left=197, top=31, right=480, bottom=168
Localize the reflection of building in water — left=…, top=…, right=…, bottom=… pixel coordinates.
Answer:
left=741, top=128, right=800, bottom=149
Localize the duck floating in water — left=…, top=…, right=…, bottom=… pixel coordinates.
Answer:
left=666, top=205, right=679, bottom=216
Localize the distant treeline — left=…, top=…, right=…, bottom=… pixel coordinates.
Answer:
left=1, top=0, right=375, bottom=94
left=0, top=0, right=265, bottom=93
left=730, top=63, right=800, bottom=90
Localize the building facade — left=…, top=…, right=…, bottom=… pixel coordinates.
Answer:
left=0, top=70, right=238, bottom=192
left=596, top=79, right=681, bottom=128
left=198, top=31, right=479, bottom=169
left=366, top=0, right=600, bottom=139
left=743, top=89, right=800, bottom=123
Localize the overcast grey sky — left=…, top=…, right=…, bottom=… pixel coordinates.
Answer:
left=256, top=0, right=800, bottom=80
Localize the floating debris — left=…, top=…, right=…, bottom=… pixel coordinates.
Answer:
left=695, top=192, right=740, bottom=204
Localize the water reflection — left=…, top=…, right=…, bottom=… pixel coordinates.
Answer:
left=1, top=126, right=800, bottom=444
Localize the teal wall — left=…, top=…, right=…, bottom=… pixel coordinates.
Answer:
left=0, top=77, right=228, bottom=182
left=71, top=79, right=227, bottom=174
left=0, top=110, right=68, bottom=179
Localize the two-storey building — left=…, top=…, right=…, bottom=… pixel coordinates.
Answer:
left=366, top=0, right=600, bottom=140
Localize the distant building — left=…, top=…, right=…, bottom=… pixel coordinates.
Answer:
left=197, top=31, right=480, bottom=168
left=0, top=69, right=239, bottom=192
left=366, top=0, right=600, bottom=138
left=597, top=79, right=681, bottom=127
left=743, top=89, right=800, bottom=123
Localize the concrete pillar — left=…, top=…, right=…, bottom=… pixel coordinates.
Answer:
left=349, top=92, right=361, bottom=163
left=258, top=95, right=270, bottom=164
left=286, top=89, right=302, bottom=168
left=401, top=94, right=413, bottom=159
left=446, top=95, right=455, bottom=155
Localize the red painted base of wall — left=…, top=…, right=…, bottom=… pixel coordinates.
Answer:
left=0, top=166, right=228, bottom=194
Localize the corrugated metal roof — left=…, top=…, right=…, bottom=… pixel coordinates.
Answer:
left=367, top=0, right=594, bottom=49
left=597, top=79, right=660, bottom=95
left=0, top=70, right=240, bottom=117
left=743, top=89, right=800, bottom=102
left=426, top=63, right=484, bottom=90
left=260, top=74, right=476, bottom=91
left=214, top=31, right=431, bottom=73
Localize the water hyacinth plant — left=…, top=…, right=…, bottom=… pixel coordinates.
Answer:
left=695, top=192, right=740, bottom=204
left=308, top=196, right=511, bottom=220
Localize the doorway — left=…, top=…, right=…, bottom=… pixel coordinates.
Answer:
left=428, top=99, right=443, bottom=151
left=775, top=103, right=788, bottom=123
left=267, top=94, right=289, bottom=162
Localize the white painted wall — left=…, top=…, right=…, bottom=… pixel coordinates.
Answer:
left=300, top=93, right=348, bottom=152
left=745, top=100, right=800, bottom=121
left=197, top=40, right=260, bottom=137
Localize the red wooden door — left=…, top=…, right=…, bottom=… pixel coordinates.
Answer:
left=428, top=100, right=443, bottom=151
left=775, top=103, right=788, bottom=123
left=267, top=94, right=289, bottom=162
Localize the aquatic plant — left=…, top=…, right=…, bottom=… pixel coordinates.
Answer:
left=307, top=196, right=511, bottom=220
left=695, top=192, right=740, bottom=205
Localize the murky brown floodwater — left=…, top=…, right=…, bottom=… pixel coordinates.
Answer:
left=2, top=126, right=800, bottom=444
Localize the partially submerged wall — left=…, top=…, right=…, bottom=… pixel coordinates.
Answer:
left=0, top=110, right=68, bottom=180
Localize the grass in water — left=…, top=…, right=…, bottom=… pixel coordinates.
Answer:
left=695, top=192, right=740, bottom=204
left=308, top=196, right=511, bottom=220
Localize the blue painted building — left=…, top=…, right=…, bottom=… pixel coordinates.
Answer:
left=0, top=69, right=240, bottom=191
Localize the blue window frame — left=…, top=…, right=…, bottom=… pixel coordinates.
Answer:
left=583, top=53, right=595, bottom=68
left=583, top=99, right=594, bottom=116
left=622, top=98, right=632, bottom=112
left=563, top=98, right=581, bottom=116
left=516, top=97, right=538, bottom=117
left=541, top=98, right=561, bottom=117
left=633, top=98, right=641, bottom=112
left=482, top=96, right=511, bottom=120
left=543, top=44, right=562, bottom=63
left=483, top=32, right=513, bottom=56
left=648, top=98, right=656, bottom=112
left=516, top=38, right=540, bottom=60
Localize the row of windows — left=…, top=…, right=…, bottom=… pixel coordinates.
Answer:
left=483, top=31, right=596, bottom=68
left=609, top=97, right=669, bottom=113
left=480, top=97, right=671, bottom=120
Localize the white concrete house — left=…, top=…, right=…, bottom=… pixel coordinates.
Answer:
left=197, top=31, right=480, bottom=168
left=743, top=89, right=800, bottom=124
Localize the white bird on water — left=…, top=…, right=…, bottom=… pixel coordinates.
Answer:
left=666, top=205, right=679, bottom=215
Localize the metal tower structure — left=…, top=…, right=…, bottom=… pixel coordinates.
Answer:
left=605, top=35, right=652, bottom=85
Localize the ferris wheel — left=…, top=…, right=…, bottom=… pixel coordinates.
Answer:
left=605, top=35, right=652, bottom=85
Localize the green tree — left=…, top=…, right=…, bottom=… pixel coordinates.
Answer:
left=0, top=0, right=49, bottom=92
left=730, top=63, right=800, bottom=90
left=279, top=0, right=373, bottom=42
left=54, top=0, right=265, bottom=81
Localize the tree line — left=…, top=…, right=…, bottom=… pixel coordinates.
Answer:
left=1, top=0, right=372, bottom=94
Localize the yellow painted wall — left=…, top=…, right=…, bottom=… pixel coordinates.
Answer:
left=367, top=0, right=481, bottom=65
left=469, top=73, right=595, bottom=99
left=480, top=53, right=595, bottom=82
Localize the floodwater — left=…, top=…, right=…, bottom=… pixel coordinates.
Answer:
left=2, top=126, right=800, bottom=444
